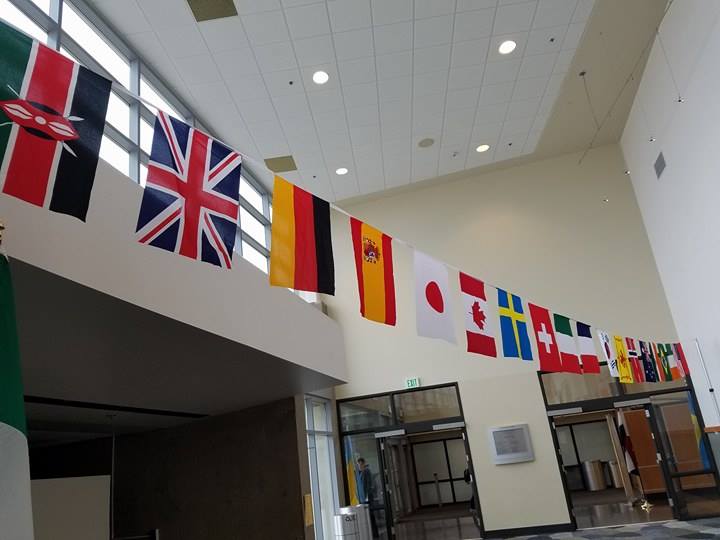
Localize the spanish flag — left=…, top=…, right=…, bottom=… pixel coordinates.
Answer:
left=350, top=217, right=396, bottom=325
left=269, top=176, right=335, bottom=294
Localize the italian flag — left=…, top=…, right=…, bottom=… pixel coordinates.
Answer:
left=0, top=255, right=34, bottom=539
left=553, top=314, right=582, bottom=373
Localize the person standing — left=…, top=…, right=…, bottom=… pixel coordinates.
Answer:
left=357, top=458, right=379, bottom=538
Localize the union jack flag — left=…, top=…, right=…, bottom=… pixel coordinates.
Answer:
left=135, top=112, right=242, bottom=268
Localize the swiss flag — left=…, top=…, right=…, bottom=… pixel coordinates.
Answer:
left=459, top=272, right=497, bottom=357
left=528, top=303, right=562, bottom=372
left=414, top=250, right=455, bottom=343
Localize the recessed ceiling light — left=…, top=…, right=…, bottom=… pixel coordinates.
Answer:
left=312, top=70, right=329, bottom=85
left=498, top=40, right=517, bottom=55
left=476, top=144, right=490, bottom=153
left=335, top=167, right=348, bottom=175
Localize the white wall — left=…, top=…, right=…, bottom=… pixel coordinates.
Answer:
left=0, top=161, right=346, bottom=382
left=326, top=144, right=676, bottom=531
left=621, top=0, right=720, bottom=427
left=31, top=476, right=109, bottom=540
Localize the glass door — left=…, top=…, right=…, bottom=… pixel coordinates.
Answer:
left=649, top=391, right=720, bottom=519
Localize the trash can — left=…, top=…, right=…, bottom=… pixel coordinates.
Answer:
left=335, top=506, right=372, bottom=539
left=582, top=460, right=607, bottom=491
left=608, top=460, right=622, bottom=488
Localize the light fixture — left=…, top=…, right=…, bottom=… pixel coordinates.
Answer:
left=498, top=40, right=517, bottom=55
left=418, top=138, right=435, bottom=148
left=475, top=144, right=490, bottom=153
left=312, top=70, right=329, bottom=85
left=335, top=167, right=348, bottom=175
left=649, top=136, right=656, bottom=142
left=624, top=169, right=630, bottom=175
left=603, top=197, right=609, bottom=203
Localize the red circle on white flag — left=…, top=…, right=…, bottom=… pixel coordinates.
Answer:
left=425, top=281, right=444, bottom=313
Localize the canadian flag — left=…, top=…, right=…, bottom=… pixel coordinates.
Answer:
left=459, top=272, right=497, bottom=357
left=414, top=250, right=456, bottom=343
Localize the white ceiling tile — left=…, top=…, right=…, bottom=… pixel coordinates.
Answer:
left=294, top=151, right=325, bottom=169
left=486, top=32, right=528, bottom=62
left=465, top=147, right=496, bottom=168
left=354, top=158, right=386, bottom=194
left=523, top=128, right=542, bottom=153
left=413, top=113, right=444, bottom=135
left=93, top=0, right=151, bottom=34
left=457, top=0, right=498, bottom=12
left=236, top=0, right=282, bottom=14
left=378, top=76, right=412, bottom=102
left=445, top=87, right=481, bottom=110
left=333, top=28, right=374, bottom=60
left=346, top=104, right=380, bottom=126
left=374, top=22, right=413, bottom=54
left=272, top=93, right=312, bottom=119
left=448, top=65, right=485, bottom=90
left=280, top=0, right=323, bottom=8
left=382, top=122, right=411, bottom=142
left=544, top=72, right=566, bottom=99
left=215, top=48, right=260, bottom=81
left=533, top=0, right=576, bottom=29
left=282, top=117, right=316, bottom=140
left=199, top=17, right=249, bottom=52
left=474, top=102, right=508, bottom=124
left=415, top=0, right=455, bottom=19
left=137, top=0, right=195, bottom=29
left=328, top=0, right=372, bottom=32
left=226, top=74, right=269, bottom=102
left=294, top=35, right=336, bottom=66
left=174, top=54, right=222, bottom=84
left=253, top=125, right=291, bottom=156
left=497, top=129, right=528, bottom=154
left=188, top=81, right=234, bottom=105
left=525, top=25, right=566, bottom=55
left=531, top=113, right=549, bottom=132
left=413, top=93, right=445, bottom=116
left=302, top=61, right=341, bottom=91
left=511, top=75, right=548, bottom=100
left=155, top=24, right=207, bottom=59
left=453, top=8, right=494, bottom=42
left=338, top=57, right=376, bottom=85
left=443, top=107, right=476, bottom=134
left=414, top=45, right=451, bottom=74
left=506, top=97, right=540, bottom=119
left=493, top=1, right=537, bottom=34
left=413, top=71, right=448, bottom=97
left=349, top=124, right=382, bottom=146
left=330, top=174, right=360, bottom=201
left=343, top=82, right=379, bottom=108
left=238, top=99, right=280, bottom=125
left=371, top=0, right=412, bottom=25
left=518, top=52, right=556, bottom=79
left=562, top=22, right=585, bottom=50
left=254, top=42, right=299, bottom=72
left=262, top=68, right=305, bottom=97
left=438, top=150, right=467, bottom=175
left=451, top=39, right=490, bottom=68
left=380, top=100, right=411, bottom=125
left=478, top=82, right=514, bottom=104
left=384, top=159, right=411, bottom=188
left=571, top=0, right=595, bottom=23
left=482, top=59, right=520, bottom=84
left=307, top=88, right=345, bottom=112
left=376, top=51, right=413, bottom=79
left=502, top=117, right=533, bottom=135
left=414, top=15, right=453, bottom=48
left=313, top=110, right=349, bottom=133
left=553, top=49, right=575, bottom=74
left=284, top=3, right=331, bottom=39
left=242, top=10, right=290, bottom=45
left=412, top=148, right=440, bottom=182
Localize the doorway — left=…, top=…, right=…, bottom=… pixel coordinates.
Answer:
left=338, top=384, right=482, bottom=539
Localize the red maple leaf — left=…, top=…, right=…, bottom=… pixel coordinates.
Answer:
left=471, top=301, right=486, bottom=330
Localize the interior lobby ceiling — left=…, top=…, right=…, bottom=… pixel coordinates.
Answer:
left=82, top=0, right=665, bottom=202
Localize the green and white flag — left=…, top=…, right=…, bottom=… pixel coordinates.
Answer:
left=0, top=255, right=34, bottom=539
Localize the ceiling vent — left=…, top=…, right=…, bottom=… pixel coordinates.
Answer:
left=654, top=152, right=666, bottom=179
left=186, top=0, right=237, bottom=22
left=264, top=155, right=298, bottom=173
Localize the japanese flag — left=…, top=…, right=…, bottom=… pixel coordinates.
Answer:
left=414, top=250, right=456, bottom=343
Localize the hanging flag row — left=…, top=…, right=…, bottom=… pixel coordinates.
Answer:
left=0, top=21, right=690, bottom=384
left=268, top=174, right=690, bottom=382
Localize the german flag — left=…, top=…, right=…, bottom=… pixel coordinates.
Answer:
left=269, top=176, right=334, bottom=294
left=350, top=217, right=396, bottom=325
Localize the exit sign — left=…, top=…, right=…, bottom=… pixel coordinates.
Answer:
left=405, top=377, right=421, bottom=389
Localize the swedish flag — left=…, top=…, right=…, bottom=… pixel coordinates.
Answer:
left=497, top=288, right=533, bottom=361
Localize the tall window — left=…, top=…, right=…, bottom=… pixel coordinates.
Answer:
left=306, top=396, right=339, bottom=540
left=0, top=0, right=272, bottom=272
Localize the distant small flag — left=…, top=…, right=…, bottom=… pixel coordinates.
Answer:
left=350, top=218, right=396, bottom=325
left=497, top=289, right=533, bottom=361
left=656, top=343, right=674, bottom=381
left=625, top=338, right=645, bottom=383
left=554, top=314, right=582, bottom=374
left=674, top=343, right=690, bottom=377
left=529, top=303, right=562, bottom=372
left=639, top=341, right=658, bottom=382
left=614, top=335, right=634, bottom=383
left=269, top=176, right=335, bottom=294
left=665, top=343, right=682, bottom=380
left=460, top=272, right=497, bottom=357
left=651, top=342, right=667, bottom=382
left=576, top=322, right=600, bottom=374
left=598, top=330, right=619, bottom=377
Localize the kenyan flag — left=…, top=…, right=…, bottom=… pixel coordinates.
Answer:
left=0, top=20, right=111, bottom=221
left=0, top=255, right=33, bottom=539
